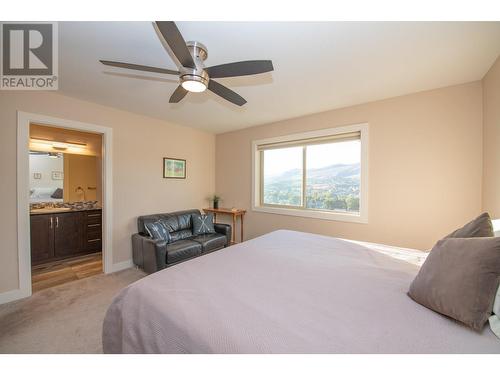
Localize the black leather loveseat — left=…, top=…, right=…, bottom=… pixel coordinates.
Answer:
left=132, top=209, right=231, bottom=273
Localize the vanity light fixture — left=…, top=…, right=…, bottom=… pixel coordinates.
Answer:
left=30, top=137, right=87, bottom=152
left=51, top=142, right=69, bottom=150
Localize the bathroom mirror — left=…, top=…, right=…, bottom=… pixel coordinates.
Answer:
left=29, top=152, right=100, bottom=204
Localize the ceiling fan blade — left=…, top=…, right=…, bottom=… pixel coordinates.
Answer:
left=208, top=80, right=247, bottom=106
left=154, top=21, right=196, bottom=69
left=169, top=85, right=188, bottom=103
left=205, top=60, right=274, bottom=78
left=100, top=60, right=179, bottom=75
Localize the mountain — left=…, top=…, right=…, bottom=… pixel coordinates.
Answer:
left=265, top=163, right=360, bottom=184
left=263, top=163, right=360, bottom=210
left=307, top=163, right=360, bottom=180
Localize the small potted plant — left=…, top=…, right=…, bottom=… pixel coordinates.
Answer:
left=212, top=195, right=221, bottom=209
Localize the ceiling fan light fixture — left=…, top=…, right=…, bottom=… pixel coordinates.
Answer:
left=180, top=73, right=209, bottom=93
left=181, top=79, right=207, bottom=93
left=99, top=22, right=274, bottom=106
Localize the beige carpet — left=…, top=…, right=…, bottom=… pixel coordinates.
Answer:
left=0, top=268, right=145, bottom=353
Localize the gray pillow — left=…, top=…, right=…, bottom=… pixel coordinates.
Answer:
left=192, top=213, right=215, bottom=235
left=408, top=237, right=500, bottom=331
left=144, top=221, right=170, bottom=243
left=444, top=212, right=494, bottom=239
left=51, top=188, right=63, bottom=199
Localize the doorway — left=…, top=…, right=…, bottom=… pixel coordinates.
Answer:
left=16, top=112, right=114, bottom=301
left=29, top=124, right=103, bottom=291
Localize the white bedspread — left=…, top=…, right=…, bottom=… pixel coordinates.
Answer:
left=103, top=230, right=500, bottom=353
left=345, top=238, right=428, bottom=266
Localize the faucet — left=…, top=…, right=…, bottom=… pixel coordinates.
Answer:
left=75, top=186, right=86, bottom=201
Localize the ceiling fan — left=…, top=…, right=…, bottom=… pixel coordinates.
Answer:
left=100, top=21, right=274, bottom=106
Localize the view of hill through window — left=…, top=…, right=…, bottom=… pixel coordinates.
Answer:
left=262, top=140, right=360, bottom=212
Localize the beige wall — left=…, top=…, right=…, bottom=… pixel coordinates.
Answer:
left=216, top=82, right=484, bottom=250
left=482, top=56, right=500, bottom=218
left=64, top=154, right=99, bottom=202
left=0, top=91, right=215, bottom=293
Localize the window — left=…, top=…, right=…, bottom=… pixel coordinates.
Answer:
left=253, top=124, right=368, bottom=223
left=262, top=146, right=303, bottom=206
left=305, top=141, right=360, bottom=212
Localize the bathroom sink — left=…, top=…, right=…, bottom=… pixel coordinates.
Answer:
left=31, top=207, right=72, bottom=213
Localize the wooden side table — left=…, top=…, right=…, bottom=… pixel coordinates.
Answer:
left=203, top=207, right=246, bottom=244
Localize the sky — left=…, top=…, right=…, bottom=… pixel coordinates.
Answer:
left=263, top=140, right=360, bottom=177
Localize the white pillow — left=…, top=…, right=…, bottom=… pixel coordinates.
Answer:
left=493, top=219, right=500, bottom=237
left=31, top=187, right=56, bottom=199
left=493, top=286, right=500, bottom=316
left=488, top=220, right=500, bottom=338
left=489, top=285, right=500, bottom=339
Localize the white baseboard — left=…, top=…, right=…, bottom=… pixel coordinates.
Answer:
left=110, top=259, right=134, bottom=273
left=0, top=288, right=30, bottom=305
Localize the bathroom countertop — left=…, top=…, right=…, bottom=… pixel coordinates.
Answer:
left=30, top=207, right=102, bottom=215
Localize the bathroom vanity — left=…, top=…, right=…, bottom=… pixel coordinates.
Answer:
left=30, top=208, right=102, bottom=265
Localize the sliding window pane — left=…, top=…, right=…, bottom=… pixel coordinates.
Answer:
left=262, top=147, right=303, bottom=206
left=305, top=140, right=360, bottom=212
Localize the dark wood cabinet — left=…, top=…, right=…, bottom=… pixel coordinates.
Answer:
left=30, top=209, right=102, bottom=266
left=54, top=212, right=84, bottom=258
left=83, top=210, right=103, bottom=252
left=30, top=214, right=55, bottom=264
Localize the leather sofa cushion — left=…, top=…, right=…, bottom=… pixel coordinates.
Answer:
left=166, top=240, right=202, bottom=264
left=192, top=233, right=227, bottom=253
left=137, top=209, right=200, bottom=234
left=170, top=229, right=193, bottom=242
left=177, top=213, right=193, bottom=230
left=162, top=214, right=193, bottom=233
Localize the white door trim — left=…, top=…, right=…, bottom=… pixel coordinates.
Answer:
left=5, top=111, right=114, bottom=304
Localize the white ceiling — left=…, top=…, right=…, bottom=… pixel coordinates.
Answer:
left=58, top=22, right=500, bottom=134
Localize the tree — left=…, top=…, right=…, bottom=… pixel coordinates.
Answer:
left=331, top=198, right=347, bottom=210
left=346, top=196, right=359, bottom=211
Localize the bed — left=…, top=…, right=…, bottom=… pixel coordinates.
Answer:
left=29, top=187, right=63, bottom=203
left=102, top=230, right=500, bottom=353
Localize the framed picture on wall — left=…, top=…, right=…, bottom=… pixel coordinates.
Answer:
left=52, top=171, right=64, bottom=180
left=163, top=158, right=186, bottom=179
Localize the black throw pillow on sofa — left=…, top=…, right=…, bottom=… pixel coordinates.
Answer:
left=192, top=213, right=215, bottom=235
left=144, top=221, right=171, bottom=243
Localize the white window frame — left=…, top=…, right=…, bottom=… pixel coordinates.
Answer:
left=252, top=123, right=369, bottom=224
